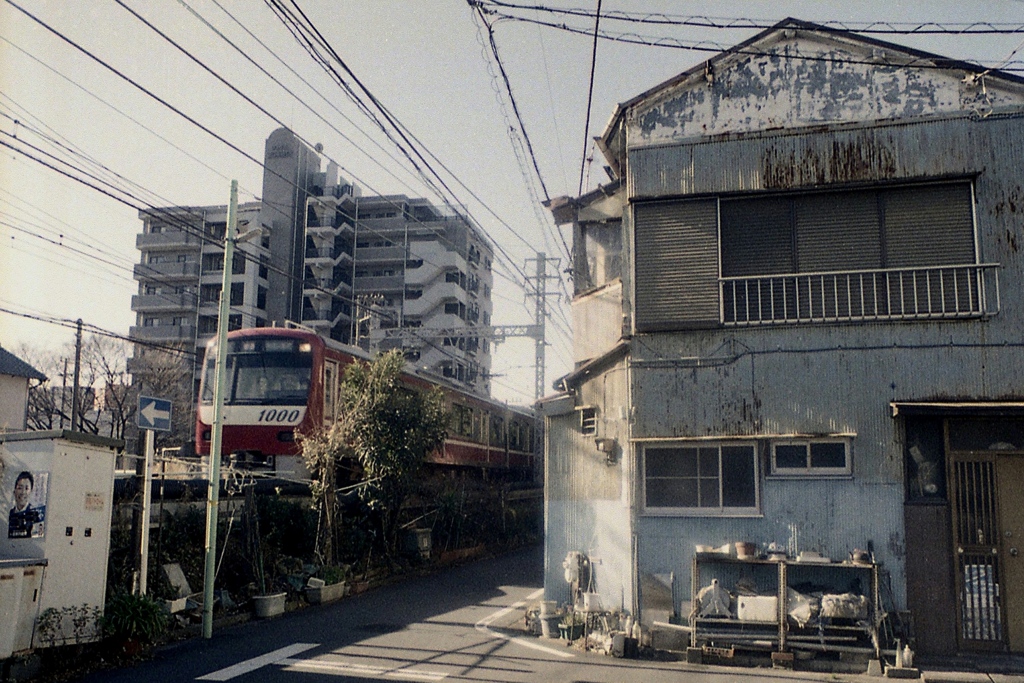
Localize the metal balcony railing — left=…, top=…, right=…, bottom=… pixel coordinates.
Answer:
left=721, top=263, right=1000, bottom=326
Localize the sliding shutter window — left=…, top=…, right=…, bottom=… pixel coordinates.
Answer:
left=634, top=199, right=719, bottom=331
left=884, top=183, right=975, bottom=267
left=795, top=190, right=882, bottom=272
left=720, top=196, right=793, bottom=277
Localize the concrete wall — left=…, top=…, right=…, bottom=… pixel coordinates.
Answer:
left=572, top=282, right=624, bottom=364
left=0, top=375, right=29, bottom=432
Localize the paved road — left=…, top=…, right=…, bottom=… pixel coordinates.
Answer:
left=79, top=546, right=879, bottom=683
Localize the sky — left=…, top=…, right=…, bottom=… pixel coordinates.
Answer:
left=1, top=0, right=1024, bottom=405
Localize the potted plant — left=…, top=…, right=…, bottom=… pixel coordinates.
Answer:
left=250, top=551, right=286, bottom=618
left=101, top=592, right=168, bottom=657
left=559, top=610, right=585, bottom=641
left=306, top=565, right=348, bottom=604
left=245, top=486, right=287, bottom=618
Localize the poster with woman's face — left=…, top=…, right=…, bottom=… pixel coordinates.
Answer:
left=8, top=470, right=48, bottom=539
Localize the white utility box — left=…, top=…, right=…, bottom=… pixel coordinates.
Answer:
left=0, top=430, right=120, bottom=650
left=0, top=558, right=46, bottom=658
left=736, top=595, right=778, bottom=622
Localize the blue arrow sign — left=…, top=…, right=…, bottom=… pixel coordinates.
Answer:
left=138, top=395, right=172, bottom=432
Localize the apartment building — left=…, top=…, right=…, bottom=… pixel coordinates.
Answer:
left=303, top=187, right=495, bottom=396
left=542, top=19, right=1024, bottom=661
left=131, top=202, right=268, bottom=376
left=132, top=128, right=495, bottom=399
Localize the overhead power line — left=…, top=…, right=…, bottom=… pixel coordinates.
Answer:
left=577, top=0, right=602, bottom=198
left=474, top=6, right=1024, bottom=73
left=469, top=4, right=571, bottom=265
left=0, top=303, right=197, bottom=358
left=4, top=0, right=571, bottom=388
left=472, top=2, right=1024, bottom=36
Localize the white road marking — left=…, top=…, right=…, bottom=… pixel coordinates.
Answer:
left=474, top=588, right=575, bottom=659
left=196, top=642, right=320, bottom=680
left=280, top=657, right=447, bottom=681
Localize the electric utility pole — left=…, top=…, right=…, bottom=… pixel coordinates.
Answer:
left=202, top=180, right=238, bottom=639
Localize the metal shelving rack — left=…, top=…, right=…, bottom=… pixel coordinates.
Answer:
left=690, top=554, right=881, bottom=659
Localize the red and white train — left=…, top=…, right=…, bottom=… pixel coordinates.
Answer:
left=195, top=326, right=539, bottom=479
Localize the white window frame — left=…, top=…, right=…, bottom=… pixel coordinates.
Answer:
left=770, top=438, right=852, bottom=478
left=578, top=406, right=597, bottom=435
left=641, top=441, right=761, bottom=517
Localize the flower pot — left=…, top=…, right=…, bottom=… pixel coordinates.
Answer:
left=559, top=623, right=584, bottom=641
left=306, top=581, right=346, bottom=605
left=252, top=592, right=286, bottom=618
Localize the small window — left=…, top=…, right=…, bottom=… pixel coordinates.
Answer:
left=771, top=439, right=851, bottom=476
left=323, top=361, right=338, bottom=424
left=579, top=407, right=597, bottom=435
left=643, top=442, right=759, bottom=516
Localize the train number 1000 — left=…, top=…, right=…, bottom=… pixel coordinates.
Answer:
left=257, top=409, right=301, bottom=423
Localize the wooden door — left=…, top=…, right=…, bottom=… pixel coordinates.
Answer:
left=997, top=454, right=1024, bottom=651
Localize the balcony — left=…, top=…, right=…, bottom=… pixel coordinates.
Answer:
left=131, top=293, right=195, bottom=313
left=356, top=246, right=406, bottom=263
left=133, top=262, right=200, bottom=281
left=721, top=263, right=999, bottom=326
left=128, top=325, right=197, bottom=343
left=136, top=231, right=202, bottom=251
left=354, top=275, right=404, bottom=293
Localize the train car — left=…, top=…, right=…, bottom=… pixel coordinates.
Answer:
left=195, top=326, right=539, bottom=480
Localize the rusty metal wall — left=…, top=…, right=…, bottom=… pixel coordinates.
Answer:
left=630, top=113, right=1024, bottom=200
left=617, top=112, right=1024, bottom=616
left=638, top=480, right=904, bottom=613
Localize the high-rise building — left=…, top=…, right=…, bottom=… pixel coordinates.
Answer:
left=302, top=187, right=494, bottom=395
left=130, top=202, right=267, bottom=371
left=131, top=128, right=494, bottom=399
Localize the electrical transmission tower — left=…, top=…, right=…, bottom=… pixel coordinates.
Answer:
left=381, top=252, right=560, bottom=401
left=525, top=252, right=560, bottom=401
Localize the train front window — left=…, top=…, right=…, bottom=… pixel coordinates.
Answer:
left=201, top=338, right=313, bottom=405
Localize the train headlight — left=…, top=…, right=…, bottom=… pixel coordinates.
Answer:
left=278, top=430, right=295, bottom=443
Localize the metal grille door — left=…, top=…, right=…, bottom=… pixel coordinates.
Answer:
left=951, top=459, right=1004, bottom=646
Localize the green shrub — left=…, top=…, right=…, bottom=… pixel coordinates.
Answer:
left=321, top=564, right=349, bottom=585
left=102, top=592, right=168, bottom=643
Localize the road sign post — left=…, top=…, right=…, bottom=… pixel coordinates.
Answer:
left=136, top=395, right=172, bottom=596
left=138, top=396, right=173, bottom=432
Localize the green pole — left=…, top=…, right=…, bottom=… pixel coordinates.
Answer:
left=202, top=180, right=238, bottom=638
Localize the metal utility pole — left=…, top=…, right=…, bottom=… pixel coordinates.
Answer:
left=525, top=253, right=559, bottom=400
left=202, top=180, right=238, bottom=639
left=59, top=358, right=68, bottom=429
left=71, top=318, right=83, bottom=431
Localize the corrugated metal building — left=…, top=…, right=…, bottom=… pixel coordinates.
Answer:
left=543, top=18, right=1024, bottom=659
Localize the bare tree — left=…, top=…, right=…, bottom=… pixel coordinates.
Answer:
left=128, top=344, right=196, bottom=452
left=18, top=336, right=135, bottom=438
